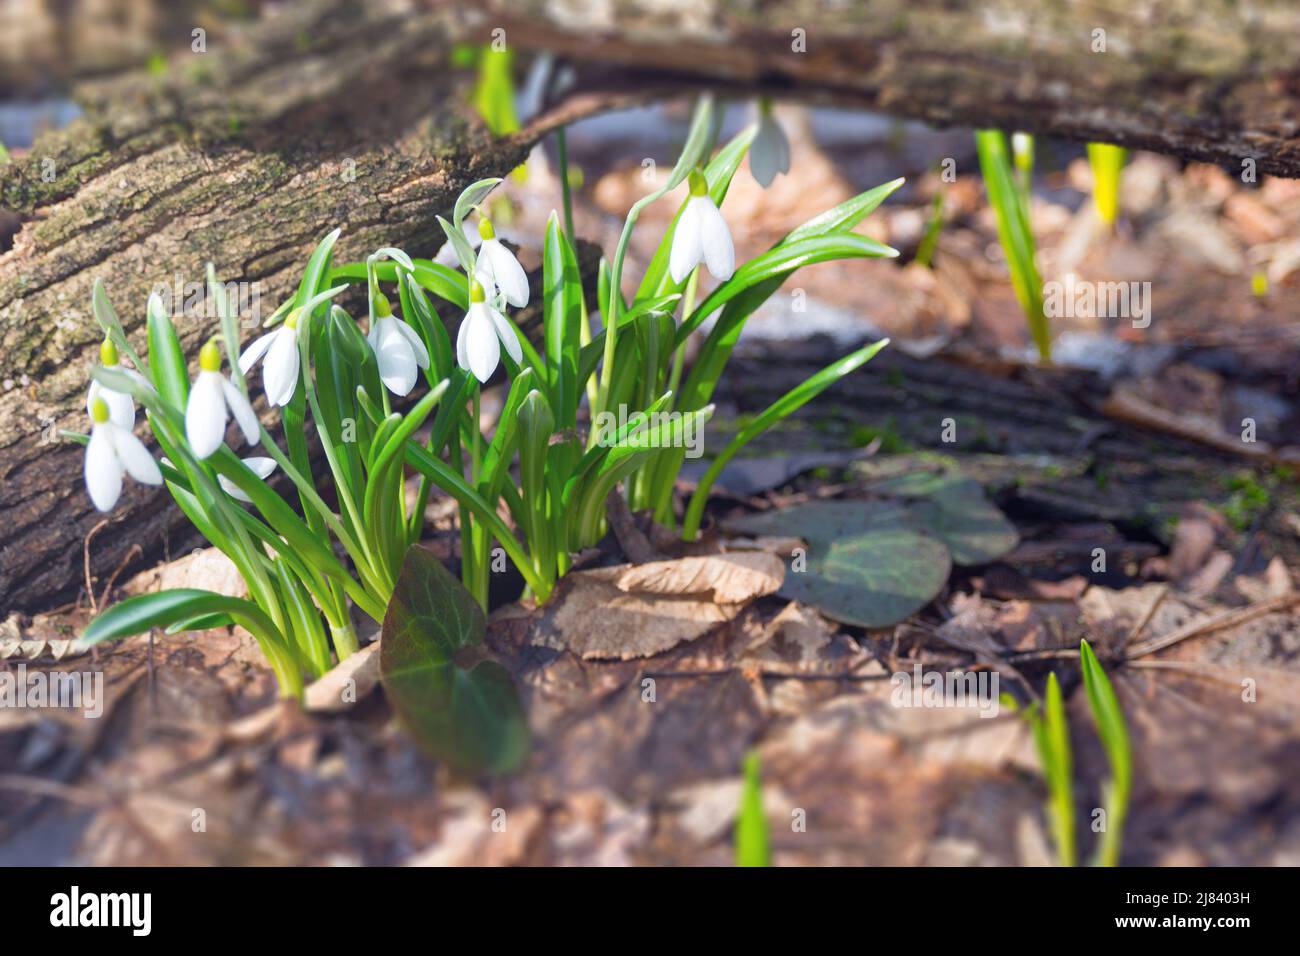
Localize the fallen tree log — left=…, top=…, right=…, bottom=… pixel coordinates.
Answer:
left=0, top=0, right=566, bottom=611
left=487, top=0, right=1300, bottom=177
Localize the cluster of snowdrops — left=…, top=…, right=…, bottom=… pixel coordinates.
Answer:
left=72, top=96, right=898, bottom=697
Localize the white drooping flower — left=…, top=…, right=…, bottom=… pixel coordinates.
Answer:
left=434, top=219, right=482, bottom=268
left=218, top=456, right=277, bottom=503
left=367, top=293, right=430, bottom=396
left=186, top=340, right=261, bottom=459
left=473, top=218, right=530, bottom=308
left=86, top=336, right=149, bottom=430
left=669, top=169, right=735, bottom=284
left=84, top=395, right=162, bottom=512
left=239, top=309, right=302, bottom=407
left=750, top=101, right=791, bottom=188
left=457, top=279, right=522, bottom=384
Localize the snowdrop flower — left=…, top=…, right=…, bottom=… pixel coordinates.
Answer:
left=750, top=100, right=791, bottom=188
left=473, top=218, right=529, bottom=308
left=434, top=219, right=481, bottom=268
left=669, top=169, right=735, bottom=284
left=86, top=336, right=148, bottom=430
left=84, top=395, right=162, bottom=512
left=368, top=293, right=430, bottom=396
left=457, top=279, right=522, bottom=384
left=218, top=456, right=277, bottom=503
left=239, top=308, right=301, bottom=407
left=186, top=340, right=260, bottom=460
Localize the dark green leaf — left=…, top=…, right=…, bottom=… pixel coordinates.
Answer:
left=146, top=293, right=189, bottom=408
left=380, top=545, right=529, bottom=774
left=725, top=500, right=951, bottom=627
left=869, top=471, right=1018, bottom=565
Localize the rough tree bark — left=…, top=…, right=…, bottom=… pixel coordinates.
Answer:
left=488, top=0, right=1300, bottom=177
left=0, top=0, right=560, bottom=611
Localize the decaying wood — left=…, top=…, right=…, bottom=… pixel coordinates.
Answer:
left=487, top=0, right=1300, bottom=177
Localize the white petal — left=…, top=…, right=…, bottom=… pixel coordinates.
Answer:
left=263, top=328, right=300, bottom=406
left=465, top=308, right=500, bottom=384
left=85, top=426, right=122, bottom=512
left=243, top=455, right=277, bottom=480
left=110, top=425, right=162, bottom=485
left=218, top=456, right=276, bottom=503
left=375, top=319, right=418, bottom=396
left=103, top=388, right=136, bottom=430
left=238, top=330, right=277, bottom=375
left=669, top=199, right=705, bottom=284
left=775, top=121, right=792, bottom=174
left=751, top=117, right=785, bottom=187
left=456, top=310, right=471, bottom=372
left=394, top=318, right=430, bottom=369
left=697, top=198, right=736, bottom=281
left=434, top=222, right=481, bottom=268
left=221, top=378, right=261, bottom=447
left=87, top=381, right=135, bottom=430
left=481, top=239, right=529, bottom=307
left=185, top=371, right=228, bottom=459
left=489, top=307, right=523, bottom=364
left=434, top=241, right=461, bottom=268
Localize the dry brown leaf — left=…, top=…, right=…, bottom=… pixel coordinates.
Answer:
left=530, top=553, right=782, bottom=661
left=122, top=547, right=246, bottom=598
left=303, top=641, right=381, bottom=713
left=613, top=552, right=783, bottom=603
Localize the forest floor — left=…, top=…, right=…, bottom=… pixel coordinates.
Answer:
left=2, top=104, right=1299, bottom=865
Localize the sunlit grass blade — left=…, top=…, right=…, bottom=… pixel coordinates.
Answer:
left=331, top=259, right=469, bottom=312
left=77, top=589, right=301, bottom=697
left=735, top=751, right=771, bottom=867
left=914, top=191, right=944, bottom=269
left=786, top=176, right=904, bottom=243
left=1028, top=671, right=1077, bottom=866
left=975, top=129, right=1050, bottom=361
left=1087, top=142, right=1127, bottom=227
left=676, top=234, right=898, bottom=344
left=682, top=338, right=889, bottom=539
left=1080, top=639, right=1132, bottom=867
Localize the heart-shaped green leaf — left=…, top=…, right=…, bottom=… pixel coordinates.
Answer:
left=726, top=500, right=950, bottom=628
left=909, top=498, right=1019, bottom=566
left=870, top=471, right=1019, bottom=565
left=380, top=545, right=528, bottom=774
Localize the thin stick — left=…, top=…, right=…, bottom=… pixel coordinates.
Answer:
left=1126, top=592, right=1300, bottom=660
left=82, top=518, right=111, bottom=613
left=98, top=542, right=142, bottom=609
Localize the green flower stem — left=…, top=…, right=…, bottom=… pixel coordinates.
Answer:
left=404, top=444, right=550, bottom=602
left=556, top=125, right=575, bottom=240
left=595, top=96, right=714, bottom=436
left=254, top=424, right=388, bottom=596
